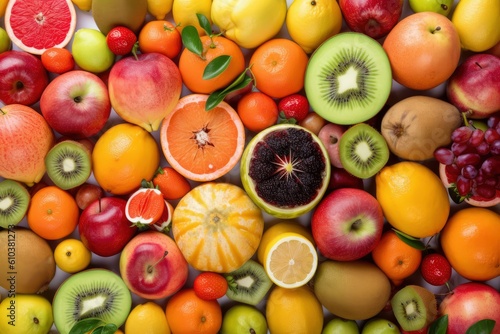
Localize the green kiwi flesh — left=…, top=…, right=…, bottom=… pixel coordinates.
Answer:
left=391, top=285, right=438, bottom=331
left=45, top=140, right=92, bottom=190
left=305, top=32, right=392, bottom=125
left=339, top=123, right=389, bottom=179
left=52, top=268, right=132, bottom=334
left=0, top=179, right=30, bottom=229
left=224, top=259, right=273, bottom=306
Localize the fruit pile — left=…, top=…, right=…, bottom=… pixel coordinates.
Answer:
left=0, top=0, right=499, bottom=333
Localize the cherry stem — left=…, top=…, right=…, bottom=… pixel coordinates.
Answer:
left=147, top=250, right=168, bottom=273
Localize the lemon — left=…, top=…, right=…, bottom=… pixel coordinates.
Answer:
left=0, top=0, right=8, bottom=17
left=125, top=302, right=171, bottom=334
left=266, top=285, right=324, bottom=333
left=172, top=0, right=212, bottom=35
left=54, top=238, right=92, bottom=274
left=286, top=0, right=343, bottom=54
left=211, top=0, right=287, bottom=49
left=263, top=232, right=318, bottom=289
left=375, top=161, right=450, bottom=239
left=0, top=295, right=53, bottom=334
left=147, top=0, right=173, bottom=20
left=71, top=0, right=92, bottom=11
left=451, top=0, right=500, bottom=52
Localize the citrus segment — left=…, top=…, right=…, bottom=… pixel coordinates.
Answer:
left=160, top=94, right=245, bottom=182
left=125, top=188, right=165, bottom=225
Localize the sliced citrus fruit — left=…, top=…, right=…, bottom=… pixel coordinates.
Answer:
left=240, top=123, right=331, bottom=219
left=263, top=232, right=318, bottom=289
left=151, top=200, right=174, bottom=234
left=5, top=0, right=76, bottom=55
left=159, top=94, right=245, bottom=182
left=125, top=188, right=165, bottom=227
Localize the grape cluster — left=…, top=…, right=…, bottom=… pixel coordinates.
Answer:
left=434, top=113, right=500, bottom=200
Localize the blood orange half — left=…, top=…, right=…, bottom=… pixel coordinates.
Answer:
left=159, top=94, right=246, bottom=182
left=5, top=0, right=76, bottom=55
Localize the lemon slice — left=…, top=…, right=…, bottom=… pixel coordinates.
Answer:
left=263, top=232, right=318, bottom=288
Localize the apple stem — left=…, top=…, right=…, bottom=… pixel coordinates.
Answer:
left=98, top=197, right=102, bottom=213
left=0, top=108, right=5, bottom=115
left=431, top=26, right=441, bottom=34
left=147, top=250, right=168, bottom=273
left=131, top=42, right=140, bottom=61
left=475, top=61, right=483, bottom=69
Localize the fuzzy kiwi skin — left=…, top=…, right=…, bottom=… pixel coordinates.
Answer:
left=381, top=96, right=462, bottom=161
left=391, top=284, right=438, bottom=331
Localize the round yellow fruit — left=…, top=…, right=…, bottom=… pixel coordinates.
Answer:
left=375, top=161, right=450, bottom=238
left=54, top=238, right=92, bottom=274
left=0, top=0, right=8, bottom=17
left=0, top=294, right=53, bottom=334
left=71, top=0, right=92, bottom=11
left=147, top=0, right=173, bottom=20
left=125, top=302, right=171, bottom=334
left=172, top=0, right=212, bottom=35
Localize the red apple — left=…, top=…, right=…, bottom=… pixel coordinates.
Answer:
left=339, top=0, right=403, bottom=40
left=119, top=230, right=189, bottom=300
left=318, top=123, right=346, bottom=168
left=328, top=166, right=365, bottom=191
left=78, top=196, right=137, bottom=257
left=108, top=52, right=182, bottom=132
left=446, top=53, right=500, bottom=119
left=40, top=70, right=111, bottom=138
left=439, top=282, right=500, bottom=334
left=311, top=188, right=384, bottom=261
left=0, top=50, right=48, bottom=106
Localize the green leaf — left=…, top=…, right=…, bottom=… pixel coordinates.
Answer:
left=100, top=323, right=119, bottom=334
left=181, top=25, right=203, bottom=57
left=392, top=228, right=426, bottom=250
left=429, top=315, right=448, bottom=334
left=196, top=13, right=212, bottom=36
left=205, top=74, right=253, bottom=111
left=69, top=318, right=104, bottom=334
left=203, top=55, right=232, bottom=80
left=91, top=327, right=103, bottom=334
left=466, top=319, right=496, bottom=334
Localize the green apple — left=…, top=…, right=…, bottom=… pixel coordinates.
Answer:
left=71, top=28, right=115, bottom=73
left=409, top=0, right=454, bottom=16
left=361, top=318, right=400, bottom=334
left=323, top=318, right=360, bottom=334
left=221, top=304, right=268, bottom=334
left=0, top=27, right=11, bottom=53
left=470, top=120, right=488, bottom=131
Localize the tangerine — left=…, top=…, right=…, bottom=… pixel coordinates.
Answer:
left=152, top=166, right=192, bottom=200
left=165, top=288, right=222, bottom=334
left=237, top=91, right=279, bottom=132
left=178, top=35, right=245, bottom=94
left=440, top=207, right=500, bottom=281
left=249, top=38, right=309, bottom=99
left=41, top=47, right=75, bottom=74
left=27, top=186, right=79, bottom=240
left=138, top=20, right=182, bottom=59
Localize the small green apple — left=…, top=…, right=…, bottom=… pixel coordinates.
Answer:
left=409, top=0, right=454, bottom=16
left=221, top=304, right=268, bottom=334
left=322, top=318, right=360, bottom=334
left=361, top=318, right=400, bottom=334
left=72, top=28, right=115, bottom=73
left=470, top=120, right=488, bottom=131
left=0, top=27, right=11, bottom=54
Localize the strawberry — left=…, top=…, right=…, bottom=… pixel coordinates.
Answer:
left=420, top=253, right=452, bottom=286
left=193, top=272, right=228, bottom=301
left=278, top=93, right=310, bottom=124
left=106, top=26, right=137, bottom=56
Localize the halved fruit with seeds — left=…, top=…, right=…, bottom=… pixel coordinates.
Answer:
left=240, top=124, right=330, bottom=219
left=125, top=187, right=165, bottom=227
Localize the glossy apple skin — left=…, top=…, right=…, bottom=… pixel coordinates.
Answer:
left=119, top=230, right=189, bottom=300
left=108, top=52, right=182, bottom=132
left=78, top=197, right=137, bottom=257
left=0, top=50, right=48, bottom=106
left=446, top=53, right=500, bottom=119
left=311, top=188, right=384, bottom=261
left=439, top=282, right=500, bottom=334
left=318, top=123, right=346, bottom=168
left=40, top=70, right=111, bottom=138
left=323, top=318, right=360, bottom=334
left=339, top=0, right=403, bottom=39
left=328, top=166, right=365, bottom=191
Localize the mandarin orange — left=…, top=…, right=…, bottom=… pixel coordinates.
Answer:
left=41, top=47, right=75, bottom=74
left=237, top=91, right=279, bottom=132
left=138, top=20, right=182, bottom=59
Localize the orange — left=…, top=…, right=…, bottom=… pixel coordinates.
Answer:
left=178, top=35, right=245, bottom=94
left=159, top=94, right=245, bottom=182
left=371, top=229, right=422, bottom=284
left=440, top=207, right=500, bottom=281
left=138, top=20, right=182, bottom=59
left=165, top=288, right=222, bottom=334
left=249, top=38, right=309, bottom=99
left=237, top=91, right=279, bottom=132
left=152, top=166, right=192, bottom=200
left=27, top=186, right=79, bottom=240
left=41, top=47, right=75, bottom=74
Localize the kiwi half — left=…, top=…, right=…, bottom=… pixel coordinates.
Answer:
left=339, top=123, right=389, bottom=178
left=52, top=268, right=132, bottom=334
left=0, top=179, right=30, bottom=229
left=391, top=285, right=438, bottom=331
left=224, top=259, right=273, bottom=306
left=305, top=32, right=392, bottom=125
left=45, top=140, right=92, bottom=190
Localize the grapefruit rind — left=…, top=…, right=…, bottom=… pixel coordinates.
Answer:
left=240, top=124, right=331, bottom=219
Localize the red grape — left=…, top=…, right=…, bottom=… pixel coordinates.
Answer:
left=451, top=126, right=472, bottom=143
left=490, top=140, right=500, bottom=155
left=455, top=153, right=481, bottom=168
left=485, top=128, right=500, bottom=144
left=434, top=147, right=454, bottom=165
left=487, top=114, right=500, bottom=128
left=476, top=141, right=491, bottom=155
left=456, top=175, right=471, bottom=196
left=480, top=156, right=500, bottom=176
left=461, top=165, right=478, bottom=179
left=474, top=184, right=496, bottom=199
left=468, top=129, right=484, bottom=147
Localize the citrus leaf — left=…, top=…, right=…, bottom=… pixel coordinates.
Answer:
left=429, top=315, right=448, bottom=334
left=466, top=319, right=496, bottom=334
left=69, top=318, right=104, bottom=334
left=205, top=74, right=253, bottom=111
left=220, top=70, right=252, bottom=93
left=181, top=25, right=203, bottom=57
left=203, top=55, right=232, bottom=80
left=205, top=92, right=226, bottom=111
left=392, top=228, right=426, bottom=250
left=196, top=13, right=212, bottom=36
left=99, top=323, right=119, bottom=334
